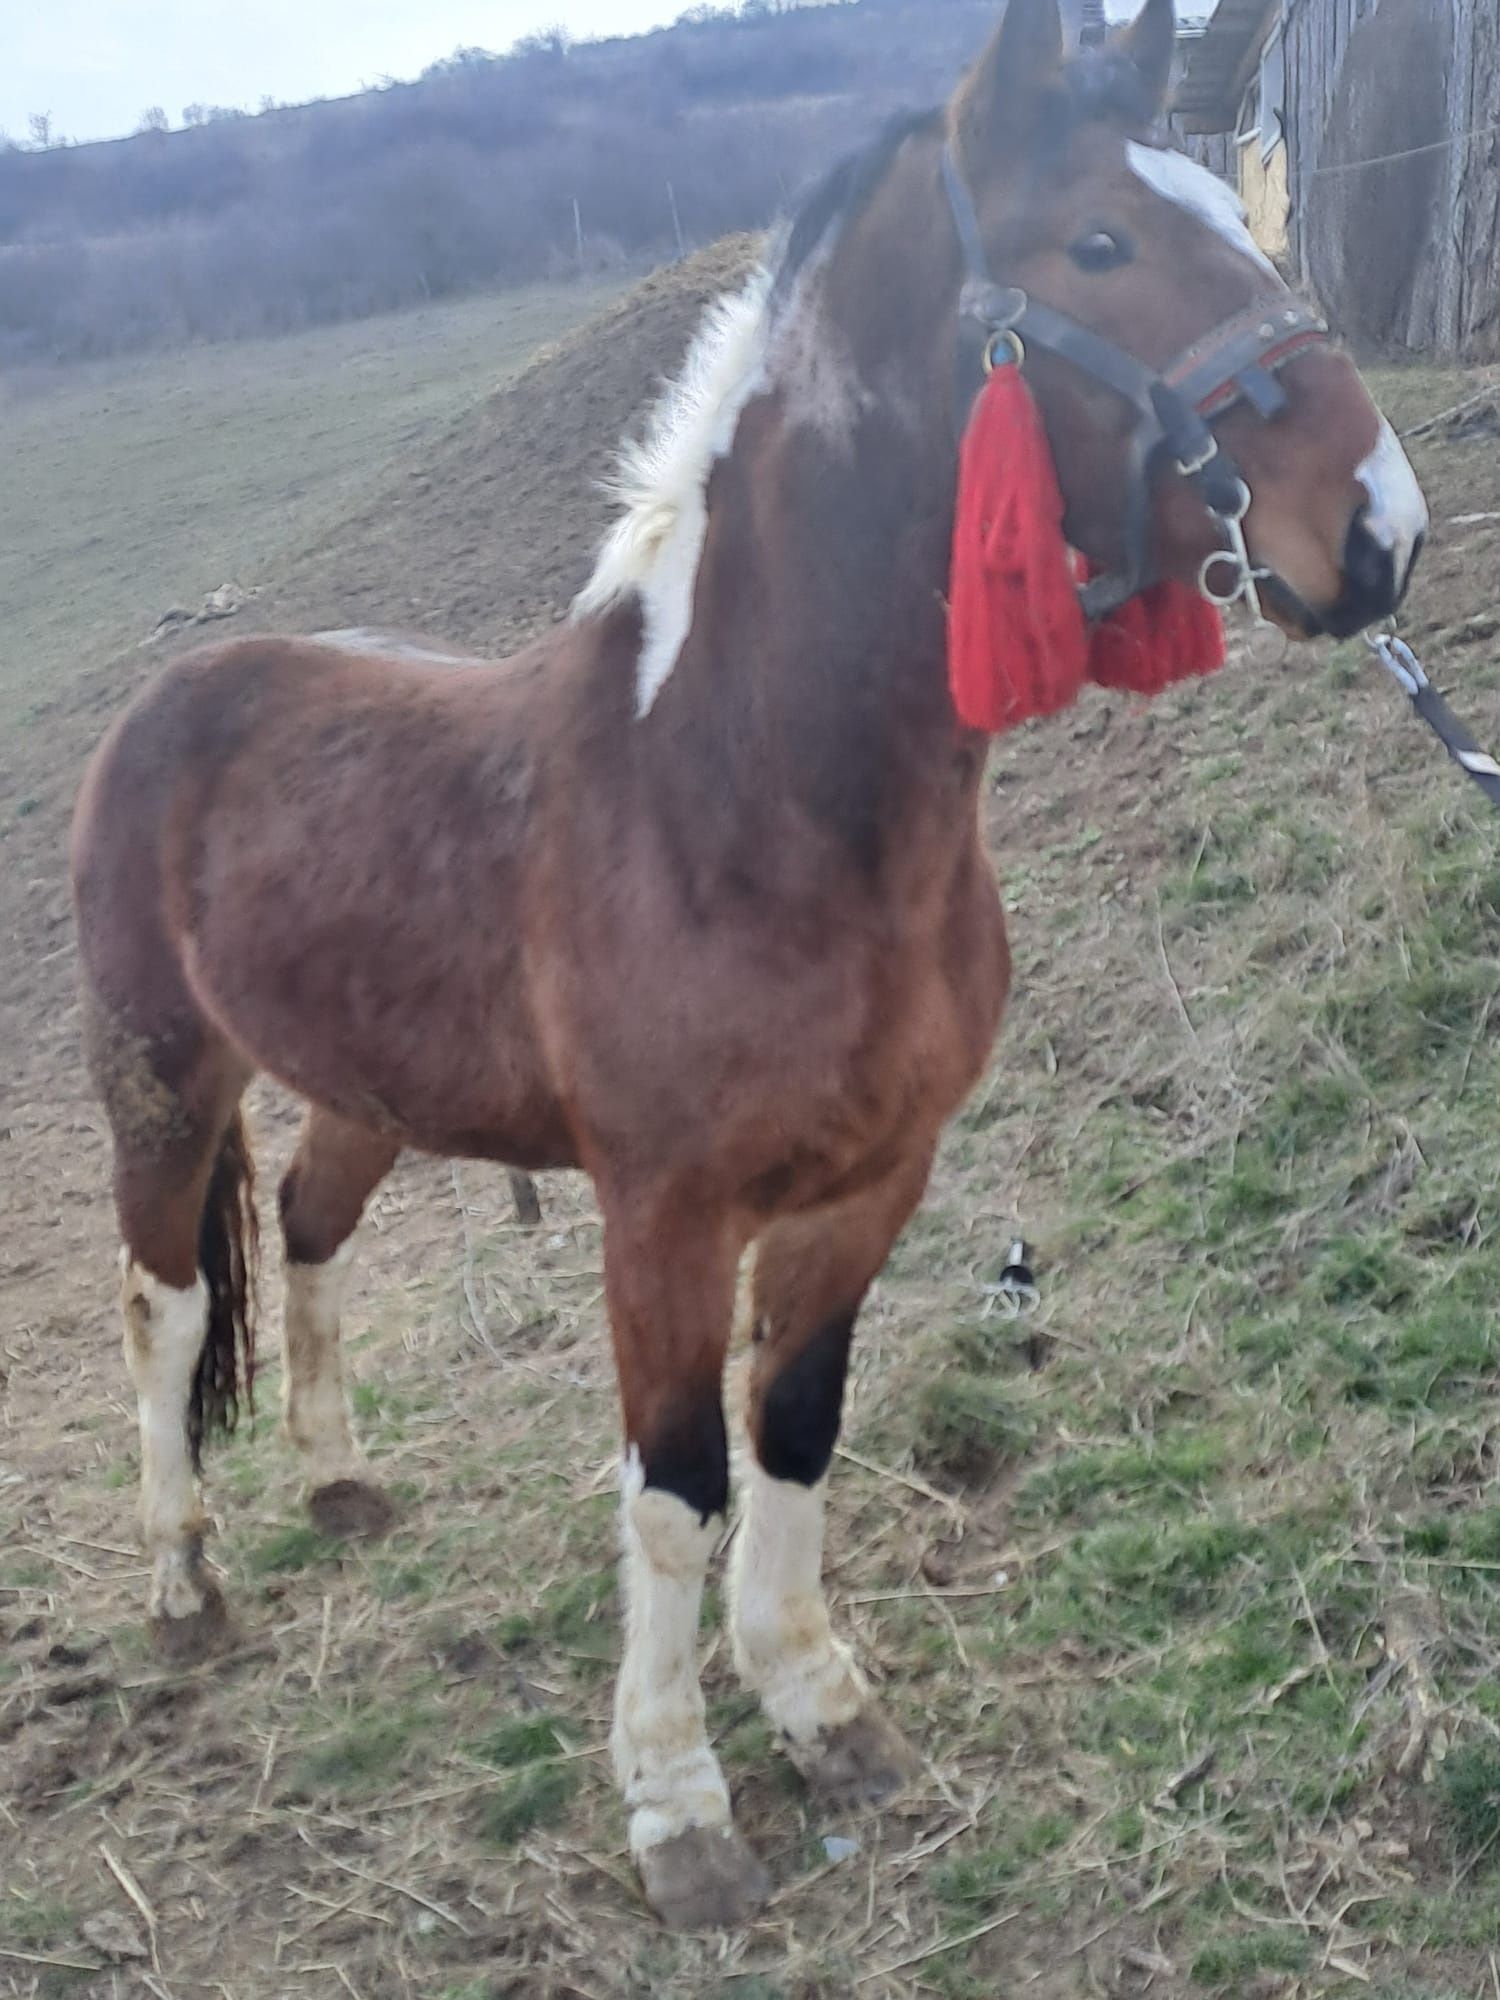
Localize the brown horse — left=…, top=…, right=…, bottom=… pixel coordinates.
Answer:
left=72, top=0, right=1426, bottom=1929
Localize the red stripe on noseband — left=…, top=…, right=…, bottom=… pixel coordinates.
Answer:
left=1192, top=329, right=1331, bottom=420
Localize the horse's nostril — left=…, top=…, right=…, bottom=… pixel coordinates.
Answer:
left=1345, top=510, right=1397, bottom=601
left=1318, top=511, right=1404, bottom=640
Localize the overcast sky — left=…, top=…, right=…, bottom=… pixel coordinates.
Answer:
left=7, top=0, right=1172, bottom=149
left=4, top=0, right=687, bottom=146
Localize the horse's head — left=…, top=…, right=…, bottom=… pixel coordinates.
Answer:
left=940, top=0, right=1426, bottom=638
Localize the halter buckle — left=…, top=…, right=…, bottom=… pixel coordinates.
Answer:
left=1176, top=436, right=1219, bottom=478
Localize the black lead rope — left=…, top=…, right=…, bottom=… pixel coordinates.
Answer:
left=1368, top=631, right=1500, bottom=812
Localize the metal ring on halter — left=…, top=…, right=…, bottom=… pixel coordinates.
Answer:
left=1198, top=549, right=1249, bottom=608
left=983, top=328, right=1026, bottom=374
left=1197, top=478, right=1288, bottom=663
left=1198, top=478, right=1260, bottom=604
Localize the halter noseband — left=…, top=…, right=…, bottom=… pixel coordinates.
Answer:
left=941, top=145, right=1330, bottom=625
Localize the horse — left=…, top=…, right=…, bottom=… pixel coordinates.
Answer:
left=70, top=0, right=1427, bottom=1929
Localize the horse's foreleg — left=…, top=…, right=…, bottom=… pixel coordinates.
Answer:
left=278, top=1110, right=400, bottom=1540
left=602, top=1194, right=769, bottom=1930
left=731, top=1149, right=934, bottom=1805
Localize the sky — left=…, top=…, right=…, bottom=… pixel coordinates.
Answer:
left=3, top=0, right=688, bottom=147
left=5, top=0, right=1189, bottom=150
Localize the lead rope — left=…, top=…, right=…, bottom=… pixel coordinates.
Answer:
left=1366, top=630, right=1500, bottom=810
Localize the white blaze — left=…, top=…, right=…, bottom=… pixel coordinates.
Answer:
left=1355, top=416, right=1429, bottom=592
left=1126, top=142, right=1282, bottom=281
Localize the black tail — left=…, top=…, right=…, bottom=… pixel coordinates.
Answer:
left=190, top=1110, right=259, bottom=1469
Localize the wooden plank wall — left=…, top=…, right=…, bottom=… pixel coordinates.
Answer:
left=1181, top=0, right=1498, bottom=356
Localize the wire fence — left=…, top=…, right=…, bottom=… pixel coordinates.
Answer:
left=1306, top=119, right=1500, bottom=179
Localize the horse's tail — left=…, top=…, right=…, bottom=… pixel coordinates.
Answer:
left=190, top=1109, right=260, bottom=1469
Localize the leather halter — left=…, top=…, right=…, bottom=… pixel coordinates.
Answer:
left=941, top=145, right=1330, bottom=621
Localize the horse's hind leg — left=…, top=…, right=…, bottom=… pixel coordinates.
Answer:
left=730, top=1148, right=935, bottom=1806
left=278, top=1108, right=400, bottom=1539
left=106, top=1048, right=256, bottom=1663
left=507, top=1170, right=543, bottom=1228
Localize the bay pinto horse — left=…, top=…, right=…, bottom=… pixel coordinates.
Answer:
left=72, top=0, right=1426, bottom=1929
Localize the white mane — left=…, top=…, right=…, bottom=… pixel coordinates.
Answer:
left=572, top=268, right=773, bottom=718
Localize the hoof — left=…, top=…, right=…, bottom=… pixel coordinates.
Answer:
left=637, top=1824, right=771, bottom=1931
left=791, top=1706, right=918, bottom=1810
left=150, top=1577, right=234, bottom=1666
left=308, top=1478, right=397, bottom=1541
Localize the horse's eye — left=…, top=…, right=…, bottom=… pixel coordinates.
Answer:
left=1069, top=230, right=1130, bottom=273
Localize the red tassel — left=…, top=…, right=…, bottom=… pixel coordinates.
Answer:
left=947, top=367, right=1226, bottom=735
left=947, top=365, right=1088, bottom=734
left=1086, top=576, right=1226, bottom=693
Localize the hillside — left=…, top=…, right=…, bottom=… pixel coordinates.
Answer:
left=0, top=279, right=623, bottom=722
left=0, top=0, right=999, bottom=361
left=2, top=250, right=1500, bottom=1998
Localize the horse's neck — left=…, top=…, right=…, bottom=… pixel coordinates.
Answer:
left=644, top=370, right=980, bottom=904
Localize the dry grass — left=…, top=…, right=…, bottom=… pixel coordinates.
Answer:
left=3, top=305, right=1500, bottom=1998
left=0, top=280, right=621, bottom=727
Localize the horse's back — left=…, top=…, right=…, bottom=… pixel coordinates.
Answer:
left=72, top=630, right=576, bottom=1162
left=75, top=628, right=555, bottom=861
left=307, top=627, right=485, bottom=669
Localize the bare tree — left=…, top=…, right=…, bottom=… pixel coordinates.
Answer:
left=138, top=107, right=170, bottom=134
left=513, top=24, right=571, bottom=58
left=27, top=112, right=53, bottom=150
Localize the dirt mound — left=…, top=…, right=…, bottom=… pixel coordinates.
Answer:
left=241, top=237, right=760, bottom=658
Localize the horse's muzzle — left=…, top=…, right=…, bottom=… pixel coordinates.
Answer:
left=1319, top=508, right=1425, bottom=640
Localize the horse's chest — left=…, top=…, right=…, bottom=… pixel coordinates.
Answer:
left=784, top=901, right=1010, bottom=1172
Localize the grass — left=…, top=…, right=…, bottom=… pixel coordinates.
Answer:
left=913, top=1370, right=1038, bottom=1479
left=474, top=1763, right=580, bottom=1847
left=245, top=1522, right=343, bottom=1576
left=859, top=559, right=1500, bottom=1986
left=1442, top=1743, right=1500, bottom=1868
left=0, top=1897, right=77, bottom=1951
left=6, top=325, right=1500, bottom=1994
left=473, top=1714, right=577, bottom=1767
left=0, top=279, right=620, bottom=727
left=297, top=1701, right=439, bottom=1796
left=0, top=1897, right=87, bottom=1998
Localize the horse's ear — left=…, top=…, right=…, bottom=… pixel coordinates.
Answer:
left=955, top=0, right=1066, bottom=158
left=1115, top=0, right=1178, bottom=116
